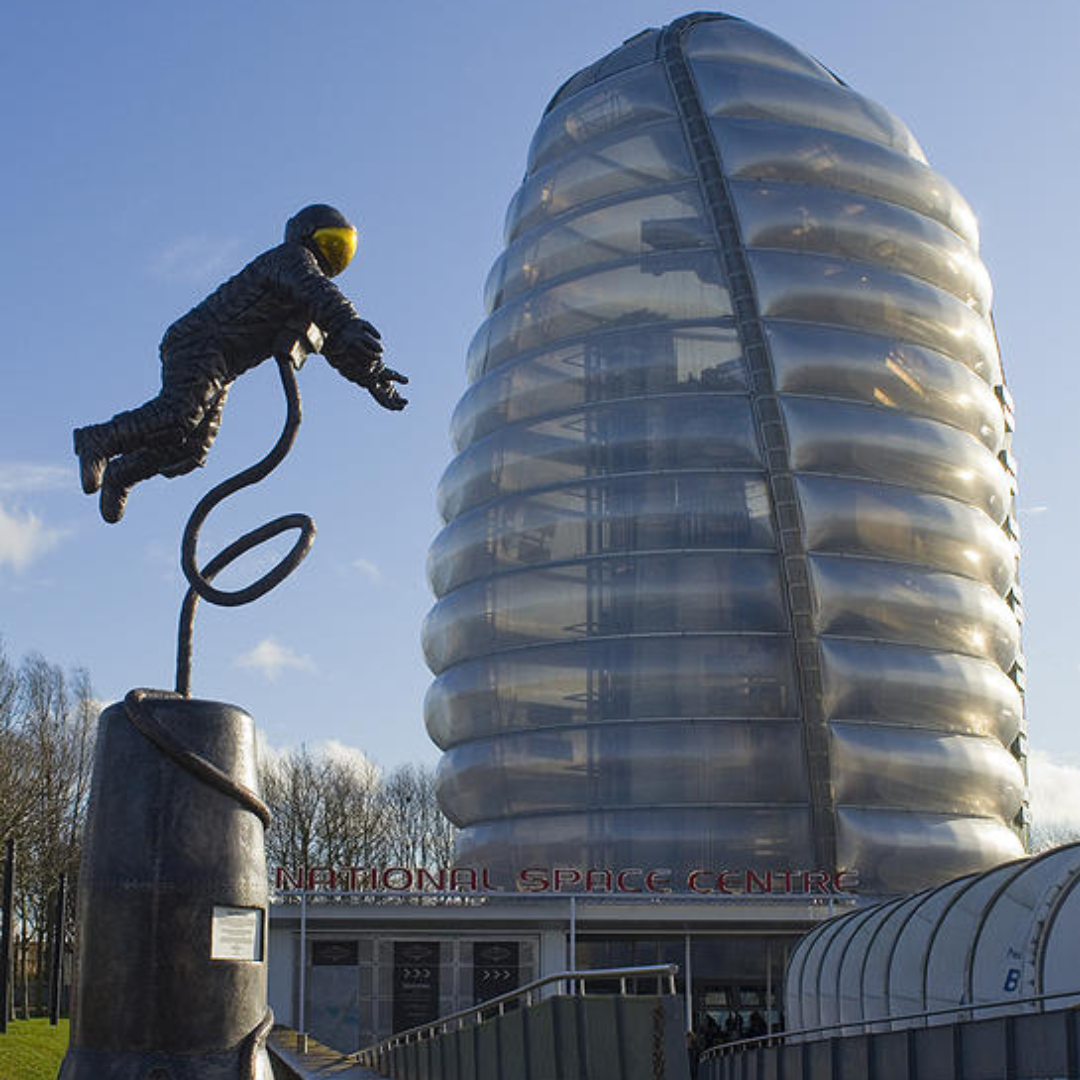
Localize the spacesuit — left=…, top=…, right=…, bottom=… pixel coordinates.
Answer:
left=73, top=204, right=407, bottom=523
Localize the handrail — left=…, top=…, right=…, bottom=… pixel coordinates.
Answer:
left=354, top=963, right=679, bottom=1066
left=701, top=985, right=1080, bottom=1061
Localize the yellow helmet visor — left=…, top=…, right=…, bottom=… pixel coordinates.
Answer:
left=312, top=226, right=358, bottom=275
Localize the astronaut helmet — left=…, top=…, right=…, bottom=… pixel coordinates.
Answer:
left=285, top=203, right=358, bottom=276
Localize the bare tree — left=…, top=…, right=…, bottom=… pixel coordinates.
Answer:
left=1029, top=819, right=1080, bottom=854
left=0, top=642, right=97, bottom=1016
left=380, top=764, right=456, bottom=869
left=260, top=748, right=457, bottom=886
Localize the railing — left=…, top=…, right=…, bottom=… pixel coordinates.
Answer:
left=701, top=985, right=1080, bottom=1062
left=354, top=963, right=679, bottom=1069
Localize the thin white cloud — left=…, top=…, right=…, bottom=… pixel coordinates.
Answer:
left=1019, top=505, right=1048, bottom=516
left=0, top=503, right=66, bottom=572
left=256, top=733, right=379, bottom=777
left=1028, top=750, right=1080, bottom=849
left=234, top=637, right=316, bottom=682
left=320, top=739, right=379, bottom=775
left=151, top=234, right=245, bottom=284
left=352, top=557, right=382, bottom=582
left=0, top=463, right=73, bottom=494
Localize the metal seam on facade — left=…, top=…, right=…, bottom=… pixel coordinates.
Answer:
left=660, top=13, right=837, bottom=872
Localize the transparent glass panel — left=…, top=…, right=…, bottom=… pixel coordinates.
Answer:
left=454, top=324, right=746, bottom=449
left=714, top=118, right=978, bottom=245
left=472, top=254, right=730, bottom=378
left=487, top=186, right=712, bottom=311
left=438, top=395, right=760, bottom=521
left=528, top=63, right=677, bottom=174
left=830, top=724, right=1024, bottom=817
left=684, top=18, right=837, bottom=82
left=766, top=322, right=1004, bottom=451
left=732, top=181, right=990, bottom=312
left=781, top=397, right=1010, bottom=522
left=809, top=555, right=1020, bottom=669
left=750, top=251, right=999, bottom=382
left=435, top=719, right=808, bottom=822
left=695, top=62, right=923, bottom=159
left=545, top=30, right=662, bottom=114
left=425, top=636, right=799, bottom=748
left=450, top=808, right=814, bottom=882
left=819, top=639, right=1023, bottom=745
left=423, top=553, right=787, bottom=674
left=796, top=475, right=1016, bottom=595
left=430, top=472, right=775, bottom=596
left=507, top=124, right=695, bottom=245
left=835, top=809, right=1024, bottom=896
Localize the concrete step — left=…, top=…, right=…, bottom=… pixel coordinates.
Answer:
left=268, top=1028, right=384, bottom=1080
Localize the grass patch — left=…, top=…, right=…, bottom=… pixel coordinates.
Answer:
left=0, top=1019, right=69, bottom=1080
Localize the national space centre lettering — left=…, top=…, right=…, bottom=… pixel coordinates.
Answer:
left=274, top=865, right=859, bottom=895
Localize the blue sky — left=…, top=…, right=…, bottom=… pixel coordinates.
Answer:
left=3, top=0, right=1079, bottom=824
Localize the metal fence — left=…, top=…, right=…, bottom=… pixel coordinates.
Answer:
left=355, top=964, right=689, bottom=1080
left=699, top=988, right=1080, bottom=1080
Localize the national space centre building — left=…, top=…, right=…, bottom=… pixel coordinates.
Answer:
left=423, top=12, right=1026, bottom=897
left=269, top=12, right=1028, bottom=1048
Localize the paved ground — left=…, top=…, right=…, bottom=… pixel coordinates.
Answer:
left=268, top=1029, right=384, bottom=1079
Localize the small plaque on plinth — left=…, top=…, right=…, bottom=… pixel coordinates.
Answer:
left=211, top=905, right=263, bottom=962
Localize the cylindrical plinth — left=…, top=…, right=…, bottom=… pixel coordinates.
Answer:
left=60, top=694, right=272, bottom=1080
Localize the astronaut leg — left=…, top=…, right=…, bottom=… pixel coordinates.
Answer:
left=98, top=387, right=229, bottom=523
left=98, top=451, right=167, bottom=524
left=74, top=345, right=228, bottom=494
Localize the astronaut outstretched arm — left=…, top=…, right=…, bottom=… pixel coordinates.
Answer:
left=267, top=242, right=407, bottom=410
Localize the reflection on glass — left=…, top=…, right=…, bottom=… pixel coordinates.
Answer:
left=765, top=323, right=1003, bottom=449
left=684, top=19, right=835, bottom=83
left=472, top=252, right=730, bottom=377
left=423, top=552, right=787, bottom=673
left=455, top=324, right=747, bottom=447
left=751, top=250, right=999, bottom=381
left=506, top=124, right=694, bottom=244
left=429, top=472, right=774, bottom=595
left=696, top=63, right=922, bottom=159
left=438, top=395, right=760, bottom=520
left=528, top=63, right=677, bottom=174
left=715, top=118, right=978, bottom=244
left=425, top=635, right=799, bottom=747
left=488, top=186, right=712, bottom=311
left=436, top=718, right=808, bottom=821
left=733, top=181, right=990, bottom=312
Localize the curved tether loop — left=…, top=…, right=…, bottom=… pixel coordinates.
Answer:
left=176, top=336, right=320, bottom=696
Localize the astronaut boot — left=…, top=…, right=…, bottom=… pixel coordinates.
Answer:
left=72, top=425, right=113, bottom=495
left=99, top=451, right=161, bottom=524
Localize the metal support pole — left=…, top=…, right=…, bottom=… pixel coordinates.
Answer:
left=299, top=889, right=308, bottom=1037
left=684, top=933, right=693, bottom=1033
left=0, top=839, right=14, bottom=1034
left=49, top=873, right=66, bottom=1025
left=766, top=940, right=773, bottom=1040
left=569, top=896, right=577, bottom=986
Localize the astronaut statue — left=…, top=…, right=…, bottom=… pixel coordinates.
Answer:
left=73, top=203, right=407, bottom=523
